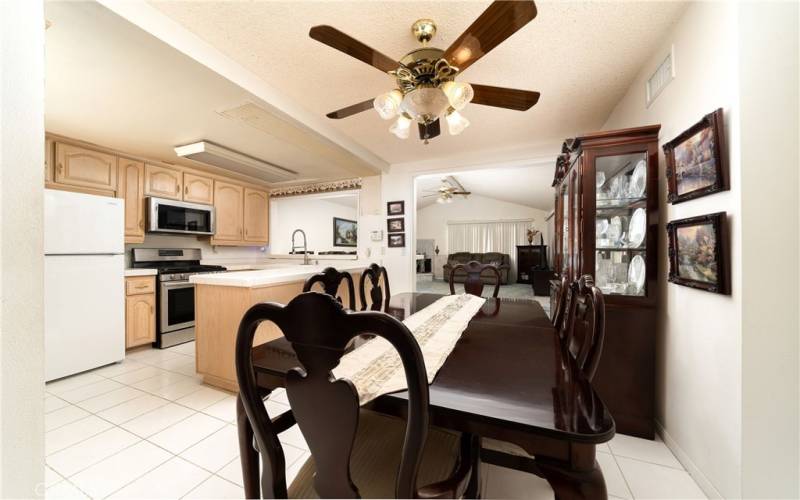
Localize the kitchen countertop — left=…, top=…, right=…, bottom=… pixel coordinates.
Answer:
left=124, top=268, right=158, bottom=277
left=190, top=262, right=369, bottom=288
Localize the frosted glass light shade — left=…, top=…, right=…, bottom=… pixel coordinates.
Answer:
left=389, top=115, right=412, bottom=139
left=441, top=81, right=474, bottom=111
left=373, top=90, right=403, bottom=120
left=446, top=110, right=470, bottom=135
left=400, top=87, right=450, bottom=122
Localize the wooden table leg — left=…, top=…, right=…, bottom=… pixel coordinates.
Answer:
left=237, top=394, right=260, bottom=499
left=536, top=445, right=607, bottom=500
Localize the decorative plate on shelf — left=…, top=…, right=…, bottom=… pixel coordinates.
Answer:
left=630, top=160, right=647, bottom=198
left=628, top=254, right=646, bottom=294
left=627, top=208, right=646, bottom=247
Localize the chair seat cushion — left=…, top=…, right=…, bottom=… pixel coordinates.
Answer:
left=288, top=410, right=461, bottom=498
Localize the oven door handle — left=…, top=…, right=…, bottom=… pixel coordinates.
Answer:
left=161, top=281, right=193, bottom=289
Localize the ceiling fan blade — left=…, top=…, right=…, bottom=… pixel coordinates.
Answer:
left=418, top=119, right=441, bottom=141
left=443, top=1, right=537, bottom=73
left=309, top=25, right=398, bottom=73
left=325, top=99, right=375, bottom=119
left=470, top=84, right=540, bottom=111
left=452, top=191, right=472, bottom=195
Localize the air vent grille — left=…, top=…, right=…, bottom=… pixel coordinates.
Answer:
left=646, top=46, right=675, bottom=107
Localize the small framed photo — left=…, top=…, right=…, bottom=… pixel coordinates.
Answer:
left=663, top=108, right=728, bottom=204
left=332, top=217, right=357, bottom=247
left=387, top=233, right=406, bottom=248
left=386, top=200, right=405, bottom=216
left=387, top=217, right=405, bottom=233
left=667, top=212, right=728, bottom=294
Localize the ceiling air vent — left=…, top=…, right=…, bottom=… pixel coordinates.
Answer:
left=174, top=141, right=297, bottom=183
left=646, top=46, right=675, bottom=107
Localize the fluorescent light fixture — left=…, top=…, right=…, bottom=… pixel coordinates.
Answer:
left=174, top=141, right=297, bottom=183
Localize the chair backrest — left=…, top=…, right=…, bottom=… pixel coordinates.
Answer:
left=303, top=267, right=356, bottom=310
left=561, top=275, right=606, bottom=381
left=448, top=260, right=501, bottom=298
left=551, top=275, right=570, bottom=329
left=235, top=292, right=430, bottom=499
left=358, top=263, right=391, bottom=311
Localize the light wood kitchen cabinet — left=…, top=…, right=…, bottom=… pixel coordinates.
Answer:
left=119, top=159, right=145, bottom=243
left=54, top=143, right=118, bottom=194
left=183, top=172, right=214, bottom=204
left=243, top=188, right=269, bottom=243
left=144, top=164, right=182, bottom=200
left=45, top=139, right=53, bottom=183
left=212, top=181, right=244, bottom=243
left=125, top=276, right=156, bottom=349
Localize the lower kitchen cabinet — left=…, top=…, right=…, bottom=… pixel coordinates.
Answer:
left=125, top=276, right=155, bottom=349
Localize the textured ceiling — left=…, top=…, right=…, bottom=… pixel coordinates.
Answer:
left=149, top=1, right=687, bottom=165
left=45, top=1, right=377, bottom=184
left=417, top=165, right=554, bottom=210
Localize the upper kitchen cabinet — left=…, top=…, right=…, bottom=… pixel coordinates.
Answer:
left=45, top=138, right=53, bottom=183
left=211, top=180, right=244, bottom=243
left=144, top=164, right=182, bottom=200
left=243, top=188, right=269, bottom=243
left=54, top=143, right=118, bottom=194
left=183, top=172, right=214, bottom=204
left=119, top=158, right=145, bottom=243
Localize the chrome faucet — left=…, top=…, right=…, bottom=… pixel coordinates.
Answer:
left=291, top=229, right=309, bottom=265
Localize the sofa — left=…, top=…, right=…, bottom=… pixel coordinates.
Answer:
left=443, top=252, right=511, bottom=285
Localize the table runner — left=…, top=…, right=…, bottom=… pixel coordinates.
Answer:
left=332, top=293, right=486, bottom=404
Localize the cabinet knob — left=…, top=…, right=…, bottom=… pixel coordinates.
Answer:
left=139, top=219, right=144, bottom=230
left=58, top=163, right=64, bottom=173
left=175, top=185, right=180, bottom=194
left=184, top=186, right=188, bottom=195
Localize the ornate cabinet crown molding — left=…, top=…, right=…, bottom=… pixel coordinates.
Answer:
left=270, top=178, right=362, bottom=198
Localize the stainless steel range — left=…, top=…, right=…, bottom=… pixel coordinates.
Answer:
left=131, top=248, right=226, bottom=348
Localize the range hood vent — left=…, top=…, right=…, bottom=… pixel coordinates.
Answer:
left=174, top=141, right=297, bottom=183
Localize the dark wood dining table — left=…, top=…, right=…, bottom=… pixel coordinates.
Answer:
left=238, top=293, right=615, bottom=499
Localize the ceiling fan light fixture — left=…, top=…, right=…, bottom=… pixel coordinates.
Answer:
left=446, top=110, right=470, bottom=136
left=389, top=115, right=412, bottom=139
left=400, top=87, right=450, bottom=123
left=373, top=90, right=403, bottom=120
left=441, top=81, right=474, bottom=111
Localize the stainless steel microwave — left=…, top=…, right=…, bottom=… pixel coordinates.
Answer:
left=146, top=197, right=215, bottom=235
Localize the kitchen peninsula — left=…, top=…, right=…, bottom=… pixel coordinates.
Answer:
left=190, top=262, right=367, bottom=390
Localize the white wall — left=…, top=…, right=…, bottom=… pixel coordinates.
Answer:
left=0, top=0, right=46, bottom=495
left=269, top=193, right=358, bottom=254
left=416, top=194, right=549, bottom=256
left=602, top=2, right=799, bottom=497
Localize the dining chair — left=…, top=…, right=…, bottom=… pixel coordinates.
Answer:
left=358, top=263, right=391, bottom=311
left=448, top=261, right=501, bottom=298
left=235, top=291, right=479, bottom=499
left=561, top=275, right=606, bottom=381
left=551, top=275, right=570, bottom=329
left=303, top=266, right=356, bottom=310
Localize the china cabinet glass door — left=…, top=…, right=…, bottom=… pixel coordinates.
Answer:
left=560, top=183, right=569, bottom=276
left=593, top=152, right=648, bottom=297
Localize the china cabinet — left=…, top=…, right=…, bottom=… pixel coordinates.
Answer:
left=551, top=124, right=660, bottom=438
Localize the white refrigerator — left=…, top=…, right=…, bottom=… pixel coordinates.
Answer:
left=45, top=189, right=125, bottom=381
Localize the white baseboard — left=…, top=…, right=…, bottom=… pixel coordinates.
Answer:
left=655, top=420, right=724, bottom=499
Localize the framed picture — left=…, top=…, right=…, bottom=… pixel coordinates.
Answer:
left=666, top=212, right=728, bottom=294
left=332, top=217, right=357, bottom=247
left=663, top=108, right=728, bottom=204
left=387, top=200, right=405, bottom=216
left=387, top=233, right=406, bottom=248
left=387, top=217, right=405, bottom=233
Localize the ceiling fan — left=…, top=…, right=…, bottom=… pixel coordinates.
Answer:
left=423, top=177, right=472, bottom=204
left=309, top=1, right=541, bottom=144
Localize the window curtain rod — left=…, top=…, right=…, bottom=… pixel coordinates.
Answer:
left=446, top=218, right=535, bottom=225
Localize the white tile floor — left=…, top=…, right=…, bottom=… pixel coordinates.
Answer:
left=44, top=342, right=706, bottom=499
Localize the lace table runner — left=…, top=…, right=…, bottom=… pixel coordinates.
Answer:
left=332, top=294, right=486, bottom=404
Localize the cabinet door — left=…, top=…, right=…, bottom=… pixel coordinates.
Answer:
left=45, top=138, right=53, bottom=183
left=54, top=143, right=118, bottom=193
left=243, top=188, right=269, bottom=243
left=183, top=173, right=214, bottom=204
left=213, top=181, right=244, bottom=242
left=144, top=164, right=182, bottom=200
left=119, top=159, right=145, bottom=243
left=125, top=293, right=155, bottom=348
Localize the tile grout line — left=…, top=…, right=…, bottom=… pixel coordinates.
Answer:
left=607, top=447, right=636, bottom=499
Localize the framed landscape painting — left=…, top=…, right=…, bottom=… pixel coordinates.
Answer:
left=387, top=217, right=404, bottom=233
left=333, top=217, right=357, bottom=247
left=388, top=233, right=405, bottom=248
left=666, top=212, right=728, bottom=294
left=663, top=108, right=727, bottom=204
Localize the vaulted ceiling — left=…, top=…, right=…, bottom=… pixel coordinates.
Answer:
left=148, top=1, right=687, bottom=164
